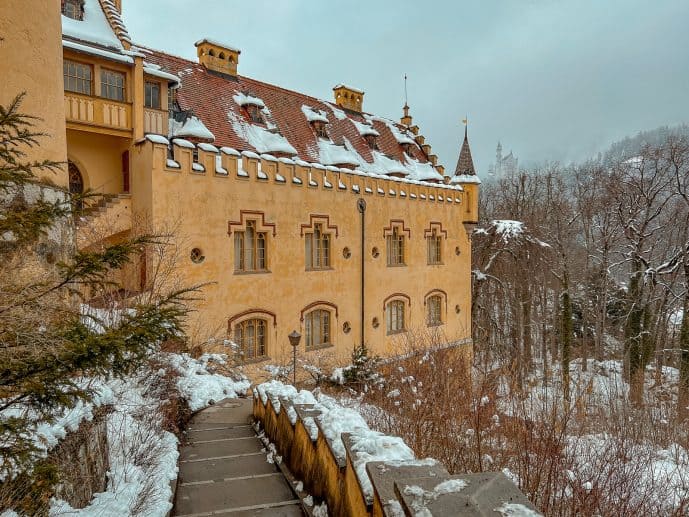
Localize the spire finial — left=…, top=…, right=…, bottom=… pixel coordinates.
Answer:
left=462, top=115, right=468, bottom=139
left=401, top=74, right=412, bottom=125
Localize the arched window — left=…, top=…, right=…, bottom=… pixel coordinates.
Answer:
left=68, top=161, right=84, bottom=210
left=427, top=295, right=443, bottom=326
left=234, top=220, right=267, bottom=272
left=234, top=318, right=267, bottom=359
left=208, top=49, right=216, bottom=57
left=386, top=300, right=406, bottom=335
left=219, top=52, right=226, bottom=59
left=305, top=309, right=331, bottom=349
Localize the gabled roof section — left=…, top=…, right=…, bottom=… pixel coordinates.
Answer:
left=139, top=47, right=445, bottom=183
left=61, top=0, right=130, bottom=51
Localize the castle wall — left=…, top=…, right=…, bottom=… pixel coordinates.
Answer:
left=0, top=0, right=68, bottom=185
left=137, top=140, right=474, bottom=362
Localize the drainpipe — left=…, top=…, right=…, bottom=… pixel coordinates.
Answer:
left=357, top=198, right=367, bottom=346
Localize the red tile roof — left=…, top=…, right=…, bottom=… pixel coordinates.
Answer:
left=140, top=47, right=442, bottom=179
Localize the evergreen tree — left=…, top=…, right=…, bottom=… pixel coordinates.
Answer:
left=0, top=93, right=198, bottom=481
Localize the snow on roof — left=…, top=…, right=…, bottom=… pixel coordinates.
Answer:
left=169, top=115, right=215, bottom=141
left=451, top=174, right=482, bottom=185
left=301, top=105, right=330, bottom=124
left=314, top=140, right=360, bottom=167
left=333, top=84, right=364, bottom=94
left=378, top=118, right=417, bottom=146
left=228, top=110, right=297, bottom=155
left=404, top=156, right=444, bottom=182
left=194, top=38, right=241, bottom=53
left=62, top=39, right=132, bottom=65
left=233, top=92, right=265, bottom=109
left=351, top=119, right=380, bottom=137
left=325, top=103, right=348, bottom=121
left=141, top=48, right=447, bottom=184
left=61, top=0, right=123, bottom=50
left=143, top=64, right=181, bottom=86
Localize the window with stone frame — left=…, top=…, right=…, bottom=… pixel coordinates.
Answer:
left=63, top=60, right=92, bottom=96
left=305, top=223, right=331, bottom=269
left=305, top=309, right=331, bottom=348
left=234, top=220, right=267, bottom=272
left=145, top=81, right=161, bottom=109
left=234, top=318, right=267, bottom=359
left=427, top=229, right=442, bottom=264
left=386, top=300, right=405, bottom=334
left=61, top=0, right=84, bottom=20
left=386, top=227, right=405, bottom=266
left=311, top=121, right=329, bottom=139
left=101, top=69, right=126, bottom=102
left=246, top=104, right=265, bottom=124
left=427, top=295, right=443, bottom=326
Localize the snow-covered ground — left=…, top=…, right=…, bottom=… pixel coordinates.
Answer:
left=1, top=353, right=248, bottom=516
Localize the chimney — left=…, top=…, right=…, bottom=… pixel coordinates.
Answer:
left=195, top=39, right=241, bottom=77
left=333, top=84, right=364, bottom=113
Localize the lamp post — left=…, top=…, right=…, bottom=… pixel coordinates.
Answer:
left=288, top=330, right=301, bottom=386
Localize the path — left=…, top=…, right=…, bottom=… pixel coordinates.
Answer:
left=172, top=398, right=303, bottom=516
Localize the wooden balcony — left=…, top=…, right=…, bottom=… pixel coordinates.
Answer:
left=144, top=108, right=167, bottom=135
left=64, top=92, right=132, bottom=137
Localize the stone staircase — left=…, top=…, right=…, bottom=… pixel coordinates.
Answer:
left=76, top=193, right=132, bottom=249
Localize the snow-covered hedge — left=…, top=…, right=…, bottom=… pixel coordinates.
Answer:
left=2, top=353, right=249, bottom=516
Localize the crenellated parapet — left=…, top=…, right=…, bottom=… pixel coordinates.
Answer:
left=139, top=135, right=471, bottom=217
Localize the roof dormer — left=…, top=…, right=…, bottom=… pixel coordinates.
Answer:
left=195, top=39, right=241, bottom=77
left=333, top=84, right=364, bottom=113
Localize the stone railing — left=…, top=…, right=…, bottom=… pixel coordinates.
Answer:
left=144, top=108, right=167, bottom=135
left=64, top=92, right=131, bottom=132
left=253, top=383, right=540, bottom=517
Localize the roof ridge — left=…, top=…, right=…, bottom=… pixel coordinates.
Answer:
left=137, top=45, right=393, bottom=123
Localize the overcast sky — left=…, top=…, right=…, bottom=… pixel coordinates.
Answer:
left=123, top=0, right=689, bottom=176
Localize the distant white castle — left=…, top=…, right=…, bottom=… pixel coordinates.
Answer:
left=487, top=142, right=518, bottom=178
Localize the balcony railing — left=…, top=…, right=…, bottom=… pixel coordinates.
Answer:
left=144, top=108, right=167, bottom=135
left=64, top=92, right=132, bottom=132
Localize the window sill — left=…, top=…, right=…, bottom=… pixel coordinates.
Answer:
left=241, top=355, right=271, bottom=365
left=427, top=262, right=444, bottom=266
left=387, top=264, right=407, bottom=268
left=305, top=267, right=334, bottom=272
left=386, top=329, right=407, bottom=336
left=305, top=343, right=334, bottom=352
left=234, top=269, right=272, bottom=276
left=427, top=322, right=444, bottom=328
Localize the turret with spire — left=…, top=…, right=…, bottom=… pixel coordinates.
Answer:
left=450, top=118, right=481, bottom=237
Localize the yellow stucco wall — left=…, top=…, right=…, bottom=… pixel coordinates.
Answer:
left=132, top=141, right=475, bottom=362
left=0, top=0, right=68, bottom=185
left=67, top=130, right=131, bottom=195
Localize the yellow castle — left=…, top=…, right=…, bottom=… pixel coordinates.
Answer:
left=0, top=0, right=480, bottom=364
